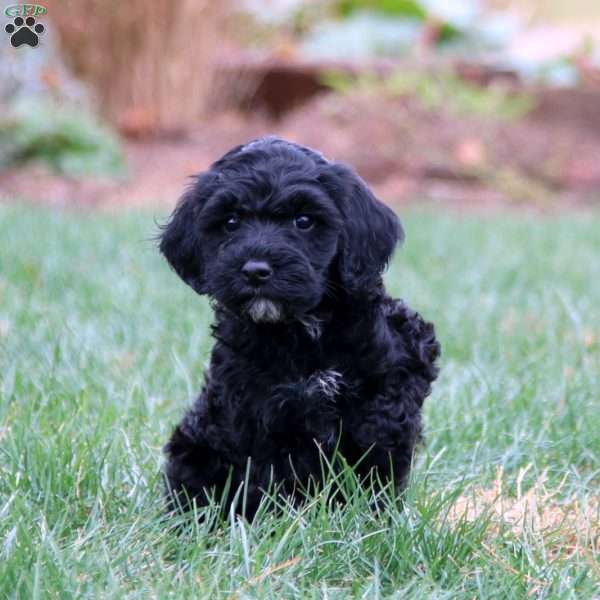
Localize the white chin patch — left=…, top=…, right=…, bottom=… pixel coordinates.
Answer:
left=246, top=298, right=283, bottom=323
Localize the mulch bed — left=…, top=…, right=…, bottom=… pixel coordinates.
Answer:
left=2, top=69, right=599, bottom=211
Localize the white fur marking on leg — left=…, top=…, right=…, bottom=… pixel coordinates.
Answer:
left=310, top=369, right=343, bottom=398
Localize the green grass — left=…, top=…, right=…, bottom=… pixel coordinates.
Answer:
left=1, top=204, right=599, bottom=598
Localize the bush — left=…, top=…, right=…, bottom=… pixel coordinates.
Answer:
left=0, top=98, right=125, bottom=178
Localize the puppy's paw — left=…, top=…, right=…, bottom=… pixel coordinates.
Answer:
left=307, top=369, right=343, bottom=399
left=261, top=369, right=343, bottom=434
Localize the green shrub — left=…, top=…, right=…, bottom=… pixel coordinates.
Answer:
left=323, top=69, right=534, bottom=120
left=0, top=98, right=125, bottom=178
left=336, top=0, right=427, bottom=19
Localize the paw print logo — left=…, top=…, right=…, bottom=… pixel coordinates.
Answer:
left=5, top=16, right=45, bottom=48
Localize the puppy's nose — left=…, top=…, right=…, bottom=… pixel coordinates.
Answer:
left=241, top=260, right=273, bottom=284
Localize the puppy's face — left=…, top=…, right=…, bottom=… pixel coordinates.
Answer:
left=196, top=174, right=341, bottom=322
left=160, top=138, right=402, bottom=323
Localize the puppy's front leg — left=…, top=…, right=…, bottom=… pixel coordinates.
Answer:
left=164, top=390, right=237, bottom=513
left=259, top=370, right=341, bottom=441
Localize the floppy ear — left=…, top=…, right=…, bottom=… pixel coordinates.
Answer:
left=159, top=184, right=207, bottom=294
left=325, top=164, right=404, bottom=295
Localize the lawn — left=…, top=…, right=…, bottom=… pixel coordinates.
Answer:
left=0, top=204, right=598, bottom=598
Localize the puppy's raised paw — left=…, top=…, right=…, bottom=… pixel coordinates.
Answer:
left=307, top=369, right=344, bottom=399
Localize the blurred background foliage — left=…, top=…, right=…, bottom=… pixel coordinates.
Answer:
left=0, top=0, right=598, bottom=206
left=322, top=70, right=534, bottom=119
left=0, top=99, right=124, bottom=177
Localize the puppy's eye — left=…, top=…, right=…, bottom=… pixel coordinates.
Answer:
left=224, top=215, right=241, bottom=232
left=294, top=215, right=314, bottom=230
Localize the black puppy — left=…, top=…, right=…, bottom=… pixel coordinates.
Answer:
left=160, top=137, right=440, bottom=518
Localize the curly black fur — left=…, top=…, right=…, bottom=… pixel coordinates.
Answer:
left=160, top=137, right=440, bottom=519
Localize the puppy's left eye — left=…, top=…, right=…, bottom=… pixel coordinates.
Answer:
left=224, top=215, right=241, bottom=232
left=294, top=215, right=314, bottom=230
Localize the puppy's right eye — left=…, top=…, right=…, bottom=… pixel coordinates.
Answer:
left=224, top=215, right=241, bottom=232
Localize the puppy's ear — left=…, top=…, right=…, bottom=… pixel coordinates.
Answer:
left=325, top=164, right=403, bottom=295
left=159, top=184, right=207, bottom=294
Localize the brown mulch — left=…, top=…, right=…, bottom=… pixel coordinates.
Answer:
left=1, top=86, right=599, bottom=211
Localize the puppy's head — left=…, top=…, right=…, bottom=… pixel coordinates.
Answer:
left=160, top=137, right=402, bottom=323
